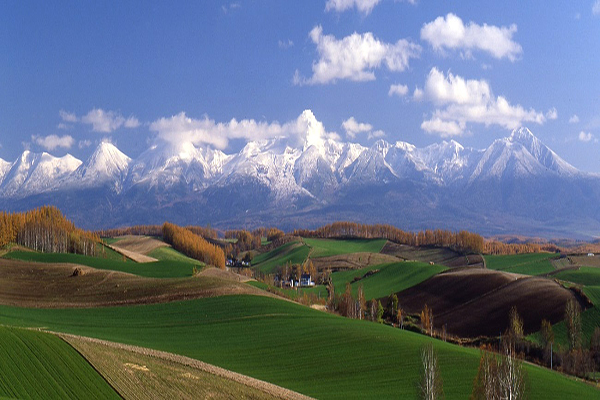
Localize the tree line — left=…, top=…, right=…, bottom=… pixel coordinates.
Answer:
left=0, top=206, right=98, bottom=256
left=293, top=222, right=485, bottom=254
left=97, top=224, right=218, bottom=240
left=162, top=222, right=225, bottom=269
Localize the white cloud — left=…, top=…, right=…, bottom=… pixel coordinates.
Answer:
left=341, top=117, right=385, bottom=140
left=59, top=110, right=78, bottom=122
left=296, top=25, right=420, bottom=85
left=569, top=114, right=580, bottom=124
left=278, top=39, right=294, bottom=49
left=78, top=140, right=92, bottom=149
left=342, top=117, right=373, bottom=139
left=421, top=118, right=465, bottom=137
left=150, top=110, right=339, bottom=151
left=417, top=68, right=547, bottom=136
left=325, top=0, right=381, bottom=15
left=57, top=123, right=72, bottom=130
left=388, top=83, right=409, bottom=97
left=594, top=1, right=600, bottom=15
left=32, top=134, right=74, bottom=151
left=81, top=109, right=140, bottom=132
left=546, top=107, right=558, bottom=120
left=222, top=2, right=241, bottom=13
left=579, top=131, right=596, bottom=142
left=421, top=13, right=523, bottom=61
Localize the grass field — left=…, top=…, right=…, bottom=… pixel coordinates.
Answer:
left=252, top=242, right=311, bottom=274
left=0, top=326, right=119, bottom=399
left=302, top=261, right=447, bottom=301
left=0, top=296, right=596, bottom=399
left=303, top=238, right=387, bottom=258
left=555, top=267, right=600, bottom=287
left=4, top=250, right=197, bottom=278
left=485, top=253, right=557, bottom=275
left=148, top=246, right=203, bottom=265
left=64, top=336, right=283, bottom=400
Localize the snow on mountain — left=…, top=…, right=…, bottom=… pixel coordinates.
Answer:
left=126, top=141, right=230, bottom=191
left=0, top=151, right=82, bottom=197
left=71, top=142, right=131, bottom=191
left=0, top=158, right=11, bottom=185
left=508, top=127, right=579, bottom=177
left=469, top=128, right=578, bottom=182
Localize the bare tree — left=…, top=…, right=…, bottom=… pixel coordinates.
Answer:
left=540, top=319, right=554, bottom=365
left=418, top=343, right=444, bottom=400
left=497, top=342, right=527, bottom=400
left=357, top=284, right=366, bottom=320
left=470, top=346, right=499, bottom=400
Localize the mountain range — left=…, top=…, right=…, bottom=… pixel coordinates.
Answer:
left=1, top=124, right=598, bottom=239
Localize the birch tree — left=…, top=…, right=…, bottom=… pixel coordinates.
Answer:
left=418, top=343, right=444, bottom=400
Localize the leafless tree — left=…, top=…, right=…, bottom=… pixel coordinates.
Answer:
left=418, top=343, right=444, bottom=400
left=565, top=299, right=582, bottom=351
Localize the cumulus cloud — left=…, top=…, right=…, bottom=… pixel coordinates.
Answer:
left=295, top=26, right=420, bottom=85
left=546, top=107, right=558, bottom=120
left=388, top=83, right=409, bottom=97
left=81, top=109, right=140, bottom=132
left=325, top=0, right=381, bottom=15
left=150, top=110, right=339, bottom=151
left=569, top=114, right=580, bottom=124
left=278, top=39, right=294, bottom=49
left=579, top=131, right=595, bottom=142
left=32, top=134, right=74, bottom=151
left=421, top=13, right=523, bottom=61
left=341, top=117, right=385, bottom=140
left=78, top=140, right=92, bottom=149
left=222, top=2, right=241, bottom=13
left=417, top=68, right=547, bottom=137
left=594, top=1, right=600, bottom=15
left=59, top=110, right=78, bottom=122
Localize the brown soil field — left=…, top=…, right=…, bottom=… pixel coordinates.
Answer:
left=311, top=252, right=400, bottom=272
left=380, top=242, right=483, bottom=268
left=61, top=333, right=313, bottom=400
left=111, top=236, right=169, bottom=255
left=569, top=255, right=600, bottom=268
left=395, top=268, right=580, bottom=338
left=0, top=259, right=273, bottom=308
left=108, top=236, right=170, bottom=263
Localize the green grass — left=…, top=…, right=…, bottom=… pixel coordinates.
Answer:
left=101, top=237, right=121, bottom=245
left=252, top=241, right=311, bottom=274
left=303, top=238, right=387, bottom=258
left=302, top=261, right=447, bottom=301
left=554, top=267, right=600, bottom=287
left=0, top=326, right=119, bottom=399
left=0, top=296, right=595, bottom=399
left=484, top=253, right=557, bottom=275
left=148, top=246, right=202, bottom=265
left=3, top=251, right=197, bottom=279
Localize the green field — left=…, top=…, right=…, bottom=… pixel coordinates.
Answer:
left=555, top=267, right=600, bottom=287
left=252, top=241, right=311, bottom=274
left=0, top=326, right=119, bottom=399
left=303, top=238, right=387, bottom=258
left=3, top=251, right=197, bottom=278
left=485, top=253, right=556, bottom=275
left=302, top=261, right=447, bottom=301
left=148, top=246, right=203, bottom=265
left=0, top=296, right=595, bottom=399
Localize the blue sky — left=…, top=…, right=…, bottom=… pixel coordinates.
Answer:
left=1, top=1, right=600, bottom=171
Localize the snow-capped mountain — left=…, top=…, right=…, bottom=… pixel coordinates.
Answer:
left=0, top=151, right=81, bottom=197
left=70, top=142, right=131, bottom=192
left=0, top=126, right=597, bottom=238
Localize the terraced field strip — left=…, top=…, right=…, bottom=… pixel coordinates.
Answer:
left=253, top=241, right=311, bottom=274
left=0, top=295, right=596, bottom=399
left=484, top=253, right=557, bottom=275
left=4, top=250, right=197, bottom=278
left=62, top=333, right=311, bottom=400
left=302, top=238, right=387, bottom=258
left=0, top=326, right=119, bottom=399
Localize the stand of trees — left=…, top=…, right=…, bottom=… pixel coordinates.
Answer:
left=97, top=224, right=218, bottom=240
left=0, top=206, right=98, bottom=256
left=162, top=222, right=225, bottom=269
left=294, top=222, right=484, bottom=254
